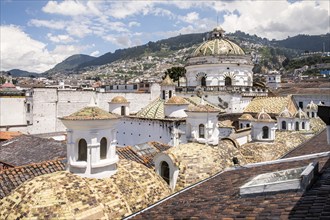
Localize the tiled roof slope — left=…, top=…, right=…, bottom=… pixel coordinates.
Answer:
left=283, top=129, right=330, bottom=158
left=166, top=141, right=247, bottom=191
left=117, top=146, right=154, bottom=168
left=244, top=95, right=297, bottom=115
left=241, top=131, right=310, bottom=163
left=136, top=96, right=222, bottom=119
left=0, top=159, right=65, bottom=199
left=61, top=106, right=118, bottom=120
left=0, top=159, right=171, bottom=219
left=132, top=155, right=330, bottom=219
left=0, top=135, right=66, bottom=167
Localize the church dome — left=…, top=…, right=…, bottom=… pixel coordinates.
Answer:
left=111, top=96, right=128, bottom=104
left=294, top=108, right=308, bottom=119
left=0, top=160, right=171, bottom=219
left=279, top=107, right=293, bottom=118
left=192, top=27, right=245, bottom=57
left=165, top=96, right=188, bottom=105
left=306, top=101, right=318, bottom=111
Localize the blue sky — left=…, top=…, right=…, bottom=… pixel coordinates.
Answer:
left=1, top=0, right=329, bottom=73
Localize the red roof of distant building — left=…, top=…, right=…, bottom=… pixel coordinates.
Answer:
left=0, top=83, right=16, bottom=89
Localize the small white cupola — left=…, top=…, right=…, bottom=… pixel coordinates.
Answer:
left=251, top=108, right=276, bottom=142
left=160, top=75, right=176, bottom=101
left=109, top=96, right=130, bottom=116
left=60, top=97, right=120, bottom=178
left=293, top=108, right=310, bottom=131
left=306, top=100, right=318, bottom=118
left=238, top=113, right=254, bottom=129
left=277, top=107, right=294, bottom=131
left=185, top=98, right=220, bottom=145
left=164, top=96, right=189, bottom=118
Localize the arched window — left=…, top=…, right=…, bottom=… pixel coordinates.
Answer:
left=199, top=124, right=205, bottom=138
left=162, top=90, right=166, bottom=100
left=225, top=77, right=232, bottom=86
left=201, top=76, right=206, bottom=87
left=78, top=139, right=87, bottom=161
left=296, top=122, right=299, bottom=131
left=311, top=112, right=315, bottom=118
left=169, top=90, right=172, bottom=98
left=100, top=137, right=107, bottom=160
left=160, top=161, right=170, bottom=184
left=282, top=121, right=287, bottom=130
left=240, top=123, right=243, bottom=129
left=121, top=106, right=126, bottom=116
left=247, top=123, right=250, bottom=128
left=307, top=112, right=310, bottom=117
left=302, top=122, right=305, bottom=130
left=262, top=126, right=269, bottom=139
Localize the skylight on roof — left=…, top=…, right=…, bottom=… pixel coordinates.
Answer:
left=240, top=162, right=317, bottom=196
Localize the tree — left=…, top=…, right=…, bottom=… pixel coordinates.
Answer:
left=164, top=66, right=186, bottom=87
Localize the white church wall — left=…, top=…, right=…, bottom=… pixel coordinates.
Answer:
left=27, top=88, right=58, bottom=134
left=116, top=118, right=174, bottom=146
left=0, top=96, right=27, bottom=132
left=293, top=94, right=330, bottom=109
left=27, top=85, right=161, bottom=134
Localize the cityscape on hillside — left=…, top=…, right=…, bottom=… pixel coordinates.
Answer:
left=1, top=0, right=330, bottom=219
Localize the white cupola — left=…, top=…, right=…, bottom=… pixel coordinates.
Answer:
left=251, top=108, right=276, bottom=142
left=185, top=98, right=220, bottom=145
left=293, top=108, right=310, bottom=131
left=164, top=96, right=189, bottom=118
left=60, top=98, right=120, bottom=178
left=109, top=96, right=130, bottom=116
left=306, top=100, right=318, bottom=118
left=276, top=107, right=294, bottom=131
left=160, top=75, right=176, bottom=101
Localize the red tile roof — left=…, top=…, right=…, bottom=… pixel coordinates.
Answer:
left=0, top=159, right=65, bottom=199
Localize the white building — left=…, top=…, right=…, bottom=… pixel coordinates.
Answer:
left=251, top=109, right=277, bottom=142
left=60, top=100, right=120, bottom=178
left=266, top=70, right=281, bottom=89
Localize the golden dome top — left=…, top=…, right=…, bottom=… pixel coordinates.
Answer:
left=165, top=96, right=188, bottom=105
left=110, top=96, right=129, bottom=104
left=192, top=27, right=245, bottom=57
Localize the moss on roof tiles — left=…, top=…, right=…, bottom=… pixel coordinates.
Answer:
left=62, top=106, right=118, bottom=120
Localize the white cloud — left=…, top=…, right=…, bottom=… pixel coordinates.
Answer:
left=211, top=1, right=330, bottom=39
left=90, top=50, right=100, bottom=57
left=103, top=34, right=132, bottom=48
left=180, top=12, right=199, bottom=24
left=47, top=33, right=74, bottom=43
left=0, top=25, right=83, bottom=73
left=29, top=19, right=66, bottom=30
left=106, top=1, right=155, bottom=19
left=42, top=0, right=88, bottom=16
left=128, top=21, right=140, bottom=27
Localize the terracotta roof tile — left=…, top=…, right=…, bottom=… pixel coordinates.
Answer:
left=0, top=159, right=65, bottom=199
